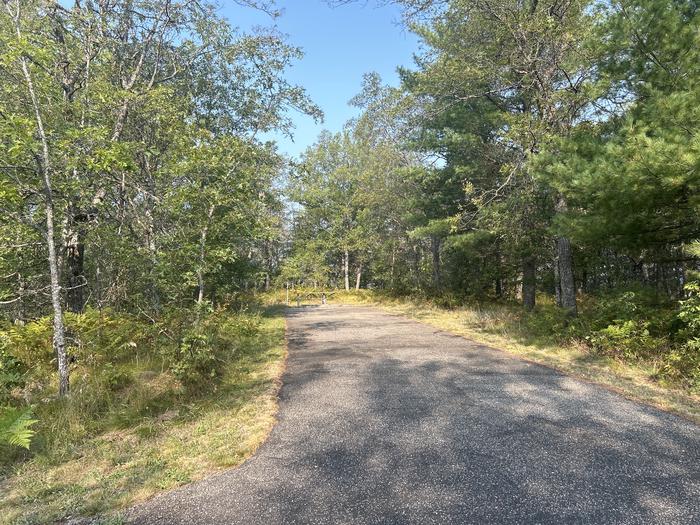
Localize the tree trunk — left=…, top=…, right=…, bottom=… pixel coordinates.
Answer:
left=555, top=236, right=577, bottom=316
left=343, top=249, right=350, bottom=291
left=494, top=248, right=502, bottom=298
left=555, top=197, right=577, bottom=316
left=355, top=263, right=362, bottom=290
left=49, top=208, right=69, bottom=396
left=13, top=7, right=69, bottom=395
left=553, top=258, right=561, bottom=305
left=65, top=224, right=85, bottom=313
left=522, top=256, right=536, bottom=311
left=431, top=236, right=441, bottom=288
left=412, top=244, right=421, bottom=286
left=197, top=204, right=216, bottom=305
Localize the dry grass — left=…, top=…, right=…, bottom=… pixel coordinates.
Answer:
left=0, top=307, right=287, bottom=525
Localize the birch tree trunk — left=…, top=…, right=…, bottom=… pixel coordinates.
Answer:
left=343, top=249, right=350, bottom=291
left=355, top=263, right=362, bottom=290
left=9, top=0, right=69, bottom=395
left=197, top=204, right=216, bottom=304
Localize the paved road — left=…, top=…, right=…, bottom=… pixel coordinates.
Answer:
left=128, top=305, right=700, bottom=524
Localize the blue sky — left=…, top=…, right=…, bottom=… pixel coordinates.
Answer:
left=219, top=1, right=420, bottom=158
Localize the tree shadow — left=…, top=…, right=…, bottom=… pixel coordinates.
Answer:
left=128, top=305, right=700, bottom=524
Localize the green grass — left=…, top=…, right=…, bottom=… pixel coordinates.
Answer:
left=0, top=306, right=287, bottom=525
left=273, top=289, right=699, bottom=424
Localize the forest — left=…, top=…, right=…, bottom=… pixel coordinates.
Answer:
left=284, top=0, right=700, bottom=393
left=0, top=0, right=699, bottom=522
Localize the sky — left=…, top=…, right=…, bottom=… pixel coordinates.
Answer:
left=219, top=0, right=420, bottom=159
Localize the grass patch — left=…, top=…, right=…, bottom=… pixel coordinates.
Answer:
left=0, top=305, right=287, bottom=525
left=272, top=289, right=699, bottom=424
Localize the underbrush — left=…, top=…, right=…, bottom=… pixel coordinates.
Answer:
left=0, top=303, right=287, bottom=524
left=522, top=287, right=699, bottom=392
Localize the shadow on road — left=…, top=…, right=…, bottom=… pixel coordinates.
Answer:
left=129, top=305, right=700, bottom=524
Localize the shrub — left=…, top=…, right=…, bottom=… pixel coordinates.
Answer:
left=433, top=293, right=463, bottom=310
left=678, top=281, right=700, bottom=335
left=169, top=331, right=218, bottom=385
left=160, top=306, right=262, bottom=387
left=662, top=339, right=700, bottom=391
left=667, top=280, right=700, bottom=390
left=4, top=309, right=155, bottom=382
left=3, top=317, right=54, bottom=375
left=588, top=319, right=665, bottom=360
left=521, top=305, right=572, bottom=340
left=585, top=288, right=670, bottom=332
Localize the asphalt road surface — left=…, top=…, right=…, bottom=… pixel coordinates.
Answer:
left=128, top=305, right=700, bottom=524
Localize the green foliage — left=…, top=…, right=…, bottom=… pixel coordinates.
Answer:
left=0, top=405, right=37, bottom=449
left=520, top=305, right=575, bottom=340
left=3, top=318, right=53, bottom=370
left=588, top=320, right=663, bottom=361
left=171, top=332, right=218, bottom=385
left=678, top=281, right=700, bottom=335
left=0, top=0, right=319, bottom=405
left=662, top=340, right=700, bottom=391
left=154, top=306, right=263, bottom=387
left=0, top=306, right=286, bottom=524
left=581, top=289, right=673, bottom=338
left=4, top=309, right=156, bottom=391
left=0, top=304, right=268, bottom=467
left=671, top=280, right=700, bottom=389
left=0, top=331, right=25, bottom=402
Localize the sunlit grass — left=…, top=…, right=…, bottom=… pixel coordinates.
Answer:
left=0, top=307, right=287, bottom=525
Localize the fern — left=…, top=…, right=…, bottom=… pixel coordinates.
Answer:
left=0, top=406, right=38, bottom=449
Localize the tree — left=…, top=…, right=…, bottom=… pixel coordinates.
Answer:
left=540, top=0, right=700, bottom=272
left=395, top=0, right=598, bottom=313
left=0, top=0, right=319, bottom=395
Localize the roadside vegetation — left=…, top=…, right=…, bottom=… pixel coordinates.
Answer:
left=1, top=1, right=307, bottom=523
left=0, top=304, right=286, bottom=524
left=1, top=0, right=699, bottom=522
